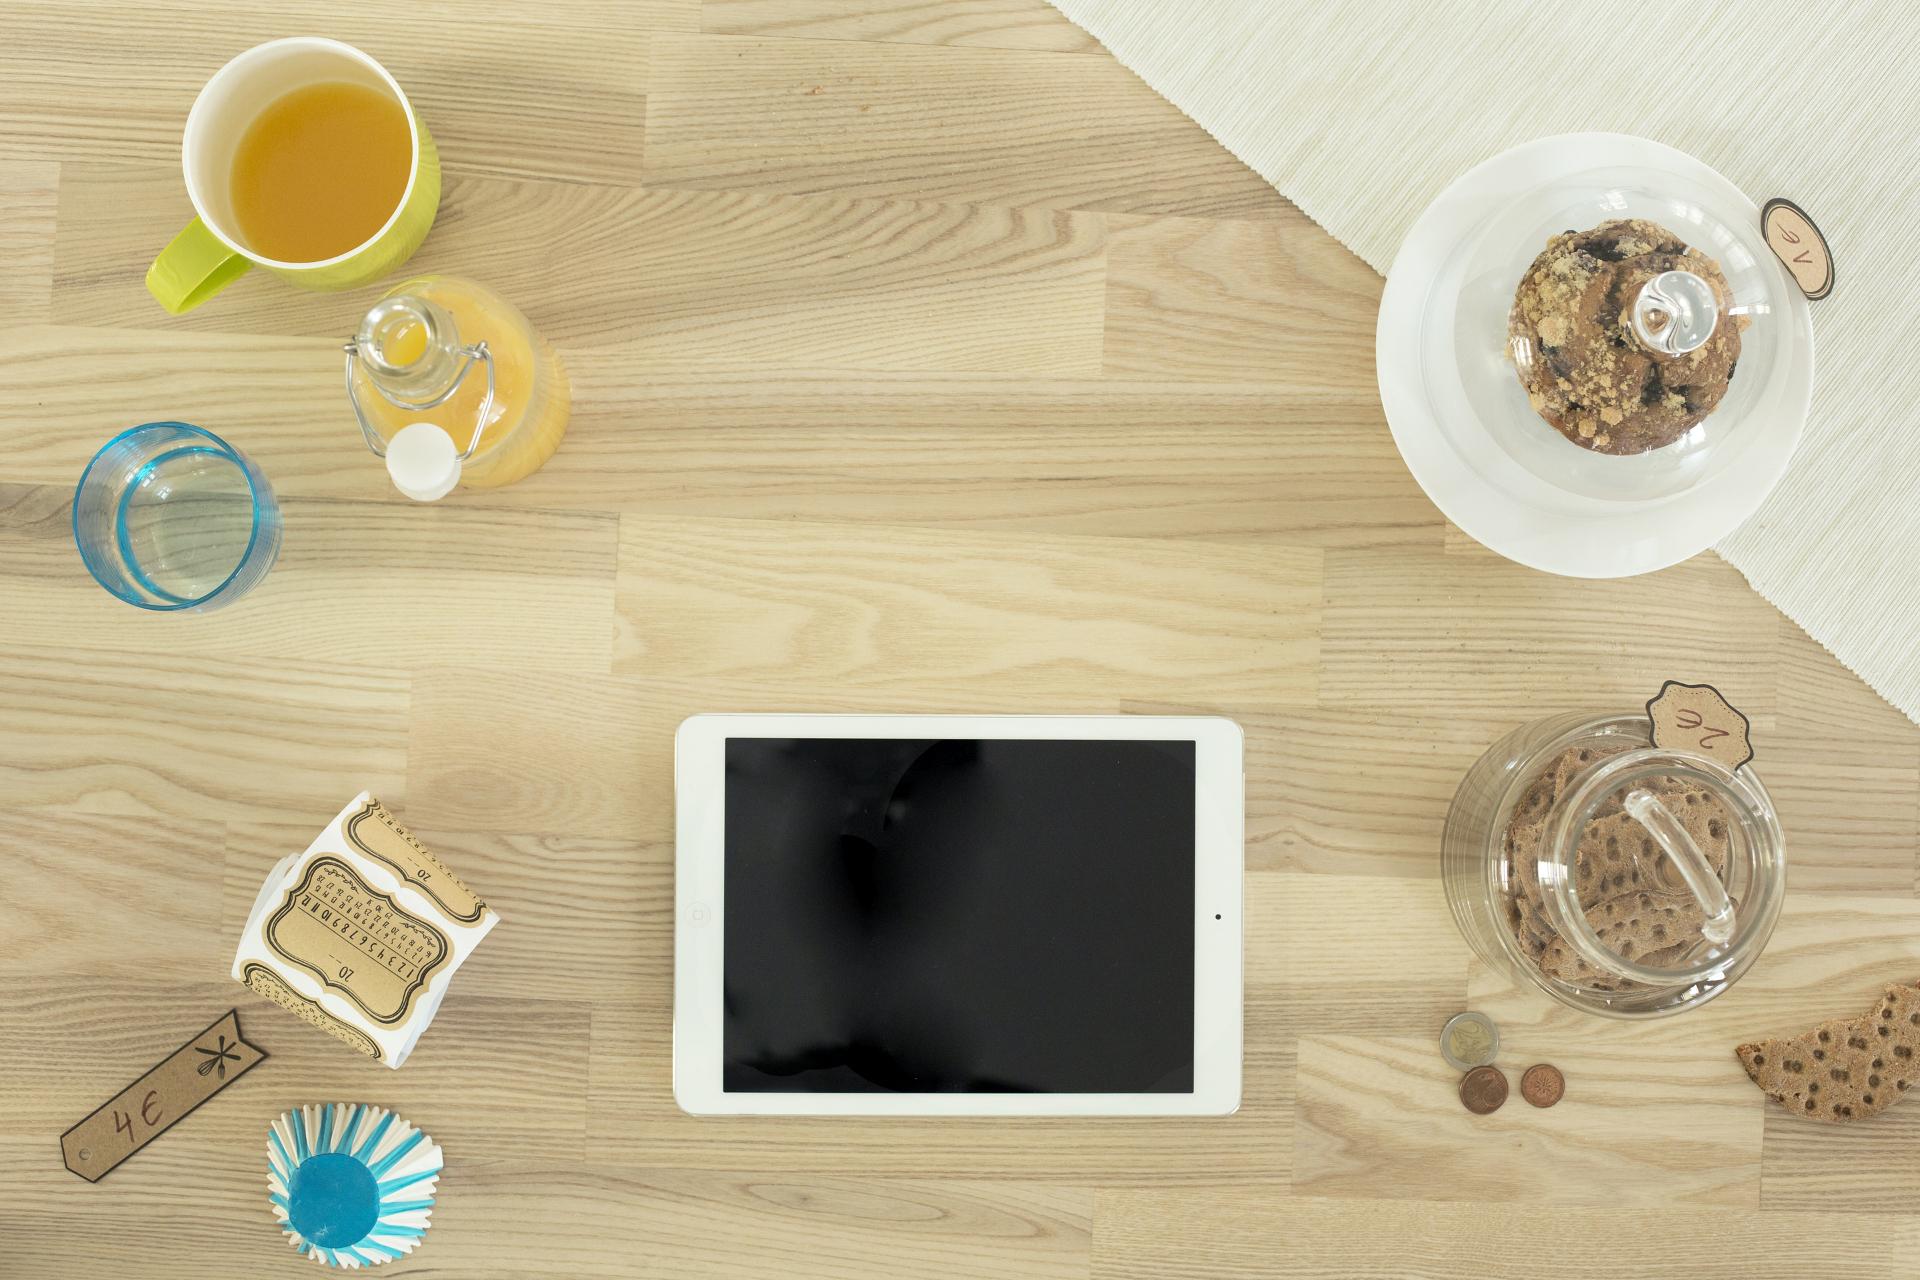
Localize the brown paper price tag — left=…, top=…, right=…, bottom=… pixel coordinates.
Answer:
left=1761, top=198, right=1833, bottom=301
left=1646, top=680, right=1754, bottom=770
left=60, top=1010, right=266, bottom=1182
left=344, top=796, right=487, bottom=923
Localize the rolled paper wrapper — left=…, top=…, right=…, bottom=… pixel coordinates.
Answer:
left=233, top=792, right=499, bottom=1068
left=268, top=1103, right=442, bottom=1268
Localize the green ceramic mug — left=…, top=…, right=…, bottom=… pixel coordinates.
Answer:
left=147, top=37, right=440, bottom=314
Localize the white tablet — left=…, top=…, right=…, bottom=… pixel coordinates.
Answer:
left=673, top=714, right=1243, bottom=1116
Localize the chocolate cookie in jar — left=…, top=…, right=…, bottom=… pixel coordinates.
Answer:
left=1442, top=711, right=1784, bottom=1018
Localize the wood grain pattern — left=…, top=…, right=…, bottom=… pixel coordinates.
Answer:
left=0, top=162, right=57, bottom=321
left=0, top=0, right=693, bottom=181
left=0, top=646, right=409, bottom=825
left=418, top=1171, right=1095, bottom=1279
left=1321, top=542, right=1786, bottom=711
left=2, top=1, right=1916, bottom=1275
left=1293, top=1032, right=1762, bottom=1206
left=54, top=166, right=1109, bottom=370
left=1, top=486, right=620, bottom=670
left=1774, top=624, right=1920, bottom=895
left=644, top=32, right=1285, bottom=217
left=612, top=516, right=1321, bottom=696
left=705, top=0, right=1098, bottom=51
left=2, top=814, right=229, bottom=978
left=1090, top=1192, right=1920, bottom=1278
left=1102, top=209, right=1383, bottom=380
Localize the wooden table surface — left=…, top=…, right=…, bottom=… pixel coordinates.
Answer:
left=4, top=2, right=1919, bottom=1276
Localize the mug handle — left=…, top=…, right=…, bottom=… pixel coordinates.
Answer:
left=146, top=218, right=251, bottom=314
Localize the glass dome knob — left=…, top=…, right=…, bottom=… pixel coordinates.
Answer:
left=1631, top=269, right=1719, bottom=356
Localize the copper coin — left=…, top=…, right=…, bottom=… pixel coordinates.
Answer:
left=1521, top=1063, right=1565, bottom=1108
left=1459, top=1065, right=1508, bottom=1115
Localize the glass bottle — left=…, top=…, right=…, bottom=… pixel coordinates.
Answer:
left=345, top=275, right=569, bottom=501
left=1442, top=711, right=1785, bottom=1018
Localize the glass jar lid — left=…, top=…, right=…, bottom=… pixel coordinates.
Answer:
left=1498, top=716, right=1785, bottom=1017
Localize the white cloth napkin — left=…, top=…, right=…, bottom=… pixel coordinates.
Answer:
left=1048, top=0, right=1920, bottom=721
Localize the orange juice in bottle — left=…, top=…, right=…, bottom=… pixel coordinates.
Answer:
left=345, top=276, right=569, bottom=500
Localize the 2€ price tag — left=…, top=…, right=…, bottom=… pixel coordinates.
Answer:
left=60, top=1010, right=266, bottom=1182
left=1646, top=680, right=1754, bottom=770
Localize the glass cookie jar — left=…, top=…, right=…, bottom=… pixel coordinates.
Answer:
left=1442, top=712, right=1785, bottom=1018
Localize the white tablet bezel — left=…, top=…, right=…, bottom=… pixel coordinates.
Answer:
left=672, top=713, right=1243, bottom=1116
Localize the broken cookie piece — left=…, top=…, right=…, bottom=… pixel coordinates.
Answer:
left=1737, top=982, right=1920, bottom=1123
left=1537, top=891, right=1707, bottom=989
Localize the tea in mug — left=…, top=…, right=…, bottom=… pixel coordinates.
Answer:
left=229, top=81, right=411, bottom=263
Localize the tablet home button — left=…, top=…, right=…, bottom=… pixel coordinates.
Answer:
left=689, top=903, right=711, bottom=926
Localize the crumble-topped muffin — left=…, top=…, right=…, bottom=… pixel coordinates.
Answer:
left=1509, top=217, right=1747, bottom=454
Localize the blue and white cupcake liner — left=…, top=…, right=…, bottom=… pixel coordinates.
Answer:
left=267, top=1103, right=443, bottom=1268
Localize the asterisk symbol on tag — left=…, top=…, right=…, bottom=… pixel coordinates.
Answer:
left=195, top=1034, right=240, bottom=1079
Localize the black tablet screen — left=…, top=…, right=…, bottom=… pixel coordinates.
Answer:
left=723, top=738, right=1196, bottom=1093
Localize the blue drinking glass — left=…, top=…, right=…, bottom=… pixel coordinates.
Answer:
left=73, top=422, right=282, bottom=612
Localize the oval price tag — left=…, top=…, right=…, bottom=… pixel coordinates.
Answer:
left=1762, top=198, right=1833, bottom=300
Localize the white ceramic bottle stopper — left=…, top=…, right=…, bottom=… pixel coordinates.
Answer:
left=384, top=423, right=462, bottom=502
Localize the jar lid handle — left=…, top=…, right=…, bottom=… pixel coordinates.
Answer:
left=1624, top=788, right=1735, bottom=944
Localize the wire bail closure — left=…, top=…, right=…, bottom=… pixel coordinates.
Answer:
left=343, top=339, right=497, bottom=460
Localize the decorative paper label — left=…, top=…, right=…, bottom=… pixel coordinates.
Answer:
left=1647, top=680, right=1754, bottom=769
left=1761, top=198, right=1833, bottom=300
left=60, top=1010, right=266, bottom=1182
left=344, top=797, right=486, bottom=923
left=241, top=963, right=382, bottom=1061
left=265, top=856, right=449, bottom=1025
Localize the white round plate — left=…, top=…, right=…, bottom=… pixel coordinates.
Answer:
left=1377, top=133, right=1814, bottom=578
